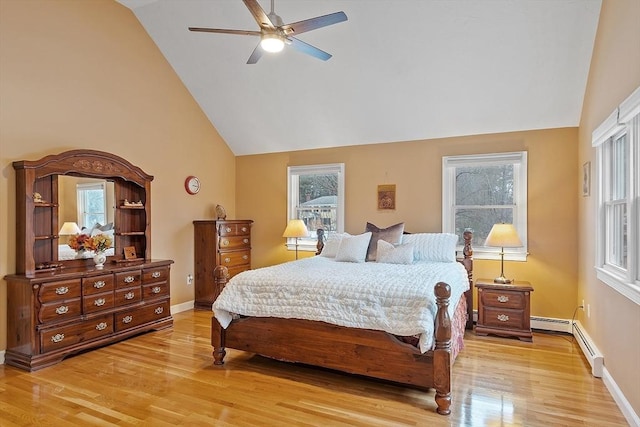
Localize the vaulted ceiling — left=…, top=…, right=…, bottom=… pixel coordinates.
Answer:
left=117, top=0, right=602, bottom=156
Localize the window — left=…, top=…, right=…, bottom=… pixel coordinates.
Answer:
left=593, top=86, right=640, bottom=304
left=443, top=152, right=528, bottom=260
left=287, top=164, right=345, bottom=251
left=77, top=182, right=106, bottom=229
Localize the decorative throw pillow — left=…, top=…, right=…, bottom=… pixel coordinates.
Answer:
left=319, top=232, right=350, bottom=257
left=335, top=232, right=372, bottom=263
left=365, top=222, right=405, bottom=261
left=375, top=240, right=414, bottom=264
left=401, top=233, right=458, bottom=262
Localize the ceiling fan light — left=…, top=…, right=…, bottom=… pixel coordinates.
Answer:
left=261, top=35, right=284, bottom=53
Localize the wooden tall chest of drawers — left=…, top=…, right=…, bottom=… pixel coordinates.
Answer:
left=193, top=220, right=252, bottom=310
left=475, top=280, right=534, bottom=342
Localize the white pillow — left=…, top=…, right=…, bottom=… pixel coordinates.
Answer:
left=401, top=233, right=458, bottom=262
left=376, top=240, right=414, bottom=264
left=320, top=233, right=350, bottom=258
left=335, top=232, right=372, bottom=263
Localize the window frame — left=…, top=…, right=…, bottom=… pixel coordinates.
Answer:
left=442, top=151, right=528, bottom=261
left=286, top=163, right=345, bottom=252
left=76, top=182, right=107, bottom=229
left=592, top=86, right=640, bottom=305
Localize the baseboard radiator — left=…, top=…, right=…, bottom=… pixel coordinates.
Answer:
left=572, top=320, right=604, bottom=378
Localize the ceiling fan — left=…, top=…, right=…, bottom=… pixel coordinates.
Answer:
left=189, top=0, right=347, bottom=64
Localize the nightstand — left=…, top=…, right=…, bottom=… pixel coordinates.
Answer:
left=475, top=279, right=534, bottom=342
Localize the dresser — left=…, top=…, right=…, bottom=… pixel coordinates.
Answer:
left=193, top=220, right=252, bottom=310
left=475, top=280, right=534, bottom=342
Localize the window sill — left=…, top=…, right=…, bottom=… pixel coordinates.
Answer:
left=596, top=267, right=640, bottom=305
left=458, top=248, right=528, bottom=262
left=285, top=242, right=319, bottom=252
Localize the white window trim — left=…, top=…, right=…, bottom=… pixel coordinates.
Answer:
left=76, top=182, right=106, bottom=229
left=443, top=151, right=528, bottom=261
left=286, top=163, right=345, bottom=252
left=592, top=86, right=640, bottom=305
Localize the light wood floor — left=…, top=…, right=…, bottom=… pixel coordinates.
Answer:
left=0, top=310, right=627, bottom=426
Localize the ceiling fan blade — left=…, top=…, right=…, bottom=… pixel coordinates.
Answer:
left=284, top=11, right=347, bottom=35
left=189, top=27, right=261, bottom=36
left=247, top=43, right=264, bottom=64
left=287, top=37, right=332, bottom=61
left=242, top=0, right=275, bottom=29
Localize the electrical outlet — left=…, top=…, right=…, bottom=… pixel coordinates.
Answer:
left=587, top=303, right=591, bottom=318
left=187, top=274, right=193, bottom=285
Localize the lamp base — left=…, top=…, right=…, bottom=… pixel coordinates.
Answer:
left=493, top=275, right=512, bottom=284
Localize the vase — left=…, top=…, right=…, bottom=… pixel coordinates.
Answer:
left=75, top=249, right=87, bottom=259
left=93, top=251, right=107, bottom=269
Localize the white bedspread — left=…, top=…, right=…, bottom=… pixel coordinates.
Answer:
left=213, top=257, right=470, bottom=353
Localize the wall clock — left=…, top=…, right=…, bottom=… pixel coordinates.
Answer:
left=184, top=176, right=201, bottom=195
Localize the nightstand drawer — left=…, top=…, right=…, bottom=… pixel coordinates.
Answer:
left=482, top=307, right=526, bottom=330
left=481, top=289, right=526, bottom=309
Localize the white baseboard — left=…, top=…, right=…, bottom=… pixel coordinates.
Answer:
left=603, top=367, right=640, bottom=427
left=0, top=350, right=5, bottom=365
left=171, top=300, right=195, bottom=314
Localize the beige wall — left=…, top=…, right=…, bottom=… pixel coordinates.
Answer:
left=578, top=0, right=640, bottom=417
left=237, top=128, right=580, bottom=319
left=0, top=0, right=236, bottom=351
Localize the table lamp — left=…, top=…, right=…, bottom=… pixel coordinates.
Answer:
left=484, top=223, right=522, bottom=284
left=282, top=219, right=308, bottom=260
left=59, top=222, right=81, bottom=236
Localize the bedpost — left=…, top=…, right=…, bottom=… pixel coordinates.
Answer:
left=212, top=266, right=229, bottom=365
left=461, top=229, right=474, bottom=329
left=433, top=281, right=452, bottom=415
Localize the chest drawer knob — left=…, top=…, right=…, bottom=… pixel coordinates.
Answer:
left=497, top=295, right=509, bottom=303
left=241, top=227, right=248, bottom=232
left=124, top=276, right=135, bottom=284
left=55, top=286, right=69, bottom=295
left=154, top=306, right=164, bottom=315
left=151, top=286, right=161, bottom=294
left=497, top=314, right=510, bottom=322
left=243, top=238, right=249, bottom=244
left=222, top=239, right=229, bottom=246
left=224, top=257, right=231, bottom=263
left=96, top=322, right=108, bottom=331
left=93, top=280, right=106, bottom=289
left=226, top=227, right=232, bottom=232
left=94, top=298, right=106, bottom=307
left=242, top=255, right=248, bottom=260
left=55, top=305, right=69, bottom=315
left=124, top=292, right=135, bottom=300
left=51, top=333, right=65, bottom=343
left=122, top=315, right=133, bottom=324
left=151, top=271, right=161, bottom=278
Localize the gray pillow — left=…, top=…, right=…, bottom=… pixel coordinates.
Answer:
left=365, top=222, right=405, bottom=261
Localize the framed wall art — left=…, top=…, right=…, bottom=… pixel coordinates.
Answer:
left=377, top=184, right=396, bottom=210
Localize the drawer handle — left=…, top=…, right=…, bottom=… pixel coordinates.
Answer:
left=497, top=314, right=510, bottom=322
left=93, top=280, right=106, bottom=289
left=154, top=307, right=164, bottom=315
left=124, top=276, right=135, bottom=284
left=50, top=333, right=65, bottom=343
left=94, top=298, right=106, bottom=307
left=241, top=227, right=247, bottom=232
left=242, top=255, right=248, bottom=260
left=152, top=271, right=161, bottom=278
left=497, top=295, right=509, bottom=303
left=124, top=291, right=135, bottom=300
left=222, top=239, right=229, bottom=246
left=55, top=286, right=69, bottom=295
left=122, top=315, right=133, bottom=324
left=151, top=286, right=161, bottom=294
left=55, top=305, right=69, bottom=315
left=96, top=322, right=108, bottom=331
left=224, top=257, right=231, bottom=263
left=243, top=238, right=249, bottom=244
left=226, top=227, right=232, bottom=232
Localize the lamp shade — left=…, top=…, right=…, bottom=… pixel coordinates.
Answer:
left=59, top=222, right=81, bottom=235
left=261, top=34, right=285, bottom=53
left=484, top=223, right=522, bottom=248
left=282, top=219, right=308, bottom=238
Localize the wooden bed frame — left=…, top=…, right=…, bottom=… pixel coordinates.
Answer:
left=210, top=230, right=473, bottom=415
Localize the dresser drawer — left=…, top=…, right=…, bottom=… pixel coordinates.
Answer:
left=39, top=298, right=82, bottom=324
left=115, top=270, right=141, bottom=288
left=218, top=235, right=251, bottom=250
left=219, top=250, right=250, bottom=268
left=143, top=282, right=169, bottom=299
left=226, top=265, right=250, bottom=279
left=142, top=266, right=169, bottom=284
left=83, top=274, right=114, bottom=296
left=115, top=286, right=142, bottom=306
left=83, top=291, right=115, bottom=314
left=38, top=279, right=81, bottom=303
left=480, top=289, right=526, bottom=309
left=115, top=300, right=170, bottom=332
left=40, top=314, right=113, bottom=353
left=482, top=307, right=526, bottom=330
left=218, top=223, right=251, bottom=237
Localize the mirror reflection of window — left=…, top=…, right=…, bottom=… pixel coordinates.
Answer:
left=77, top=182, right=106, bottom=229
